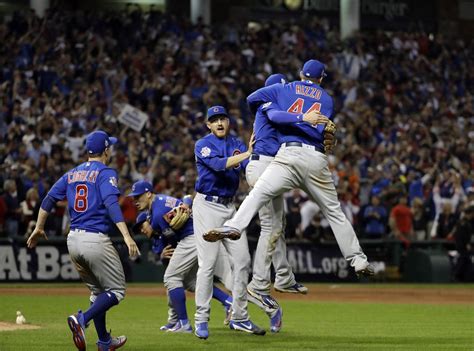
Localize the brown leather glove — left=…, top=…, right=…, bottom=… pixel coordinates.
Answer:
left=323, top=120, right=337, bottom=153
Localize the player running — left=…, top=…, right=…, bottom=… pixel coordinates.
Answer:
left=27, top=130, right=140, bottom=351
left=205, top=60, right=374, bottom=278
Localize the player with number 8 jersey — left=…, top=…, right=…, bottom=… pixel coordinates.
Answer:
left=27, top=130, right=140, bottom=351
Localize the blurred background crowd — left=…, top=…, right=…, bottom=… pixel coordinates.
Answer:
left=0, top=7, right=473, bottom=248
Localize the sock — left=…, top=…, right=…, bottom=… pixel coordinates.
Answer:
left=168, top=288, right=188, bottom=321
left=93, top=312, right=110, bottom=342
left=212, top=286, right=231, bottom=307
left=83, top=292, right=118, bottom=325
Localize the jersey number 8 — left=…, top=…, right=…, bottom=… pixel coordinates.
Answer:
left=74, top=184, right=88, bottom=212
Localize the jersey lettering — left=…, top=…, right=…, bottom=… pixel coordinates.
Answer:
left=287, top=100, right=321, bottom=114
left=295, top=85, right=322, bottom=99
left=74, top=184, right=88, bottom=212
left=287, top=98, right=304, bottom=113
left=307, top=102, right=321, bottom=113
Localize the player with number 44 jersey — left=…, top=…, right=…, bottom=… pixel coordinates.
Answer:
left=205, top=60, right=374, bottom=278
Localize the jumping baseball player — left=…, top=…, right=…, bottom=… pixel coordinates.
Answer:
left=27, top=130, right=140, bottom=351
left=246, top=73, right=307, bottom=309
left=193, top=106, right=266, bottom=339
left=128, top=182, right=234, bottom=333
left=205, top=60, right=374, bottom=277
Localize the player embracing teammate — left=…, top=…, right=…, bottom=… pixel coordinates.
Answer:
left=206, top=59, right=374, bottom=277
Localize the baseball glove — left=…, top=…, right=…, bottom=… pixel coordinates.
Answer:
left=168, top=205, right=191, bottom=230
left=323, top=120, right=337, bottom=153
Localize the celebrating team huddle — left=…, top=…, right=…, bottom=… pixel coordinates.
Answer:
left=26, top=58, right=374, bottom=350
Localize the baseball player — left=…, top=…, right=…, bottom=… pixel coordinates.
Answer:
left=193, top=106, right=266, bottom=339
left=246, top=73, right=307, bottom=310
left=27, top=130, right=140, bottom=351
left=205, top=60, right=374, bottom=277
left=133, top=196, right=282, bottom=334
left=128, top=182, right=233, bottom=333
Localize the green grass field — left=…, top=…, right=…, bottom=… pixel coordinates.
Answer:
left=0, top=284, right=472, bottom=350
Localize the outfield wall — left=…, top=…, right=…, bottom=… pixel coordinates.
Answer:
left=0, top=237, right=460, bottom=283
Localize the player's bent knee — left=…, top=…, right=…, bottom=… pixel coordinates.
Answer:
left=110, top=287, right=126, bottom=302
left=89, top=294, right=98, bottom=304
left=184, top=280, right=196, bottom=292
left=164, top=276, right=184, bottom=290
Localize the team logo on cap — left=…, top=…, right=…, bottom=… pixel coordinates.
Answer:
left=105, top=140, right=109, bottom=147
left=200, top=146, right=211, bottom=157
left=132, top=184, right=136, bottom=191
left=213, top=107, right=219, bottom=112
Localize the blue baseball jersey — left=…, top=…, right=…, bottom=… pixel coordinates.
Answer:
left=194, top=133, right=247, bottom=197
left=149, top=194, right=193, bottom=241
left=46, top=161, right=121, bottom=234
left=253, top=104, right=281, bottom=157
left=247, top=80, right=334, bottom=151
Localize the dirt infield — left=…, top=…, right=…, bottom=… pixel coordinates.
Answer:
left=0, top=285, right=472, bottom=304
left=0, top=322, right=41, bottom=332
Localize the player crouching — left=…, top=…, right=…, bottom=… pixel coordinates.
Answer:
left=129, top=181, right=233, bottom=334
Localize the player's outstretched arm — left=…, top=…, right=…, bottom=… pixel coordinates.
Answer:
left=103, top=193, right=141, bottom=257
left=27, top=177, right=67, bottom=248
left=27, top=180, right=68, bottom=249
left=225, top=132, right=255, bottom=169
left=115, top=221, right=141, bottom=258
left=27, top=208, right=50, bottom=248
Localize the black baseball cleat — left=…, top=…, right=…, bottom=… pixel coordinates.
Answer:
left=203, top=227, right=241, bottom=242
left=356, top=263, right=375, bottom=278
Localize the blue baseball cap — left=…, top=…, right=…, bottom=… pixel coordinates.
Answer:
left=132, top=211, right=148, bottom=235
left=301, top=59, right=327, bottom=79
left=86, top=130, right=118, bottom=154
left=128, top=180, right=153, bottom=197
left=207, top=106, right=228, bottom=121
left=265, top=73, right=287, bottom=87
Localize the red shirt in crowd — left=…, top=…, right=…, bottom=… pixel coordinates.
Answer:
left=120, top=196, right=138, bottom=224
left=390, top=204, right=413, bottom=234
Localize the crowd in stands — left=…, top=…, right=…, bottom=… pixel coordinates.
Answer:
left=0, top=6, right=473, bottom=250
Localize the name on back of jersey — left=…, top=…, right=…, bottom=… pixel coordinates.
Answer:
left=67, top=170, right=99, bottom=184
left=296, top=85, right=322, bottom=100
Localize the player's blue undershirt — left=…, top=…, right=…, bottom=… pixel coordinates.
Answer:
left=252, top=104, right=281, bottom=157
